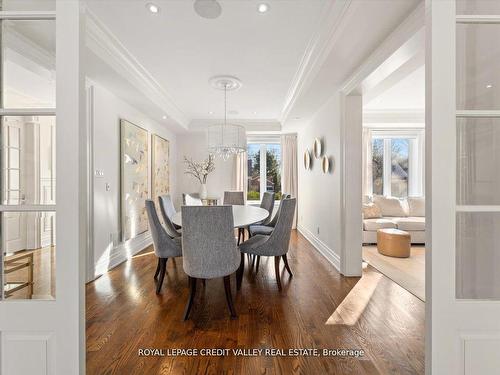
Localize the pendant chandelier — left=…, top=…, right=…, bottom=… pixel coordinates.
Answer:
left=207, top=76, right=246, bottom=161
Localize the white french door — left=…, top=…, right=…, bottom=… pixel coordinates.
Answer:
left=0, top=1, right=85, bottom=374
left=428, top=0, right=500, bottom=373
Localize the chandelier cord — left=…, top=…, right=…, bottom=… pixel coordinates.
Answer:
left=224, top=84, right=227, bottom=126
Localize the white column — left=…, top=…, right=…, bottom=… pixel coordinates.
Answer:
left=341, top=94, right=363, bottom=276
left=56, top=1, right=86, bottom=373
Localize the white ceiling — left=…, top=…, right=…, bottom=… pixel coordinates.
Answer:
left=283, top=0, right=422, bottom=126
left=364, top=64, right=425, bottom=111
left=85, top=0, right=328, bottom=126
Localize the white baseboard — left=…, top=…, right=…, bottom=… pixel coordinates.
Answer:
left=297, top=224, right=340, bottom=272
left=94, top=231, right=152, bottom=279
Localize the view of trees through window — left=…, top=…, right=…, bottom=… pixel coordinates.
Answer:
left=371, top=138, right=409, bottom=197
left=391, top=139, right=409, bottom=197
left=372, top=139, right=384, bottom=195
left=247, top=143, right=281, bottom=201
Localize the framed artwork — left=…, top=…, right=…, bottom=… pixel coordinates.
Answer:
left=152, top=134, right=170, bottom=199
left=120, top=119, right=149, bottom=241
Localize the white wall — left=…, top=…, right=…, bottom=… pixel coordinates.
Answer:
left=176, top=132, right=234, bottom=208
left=295, top=93, right=342, bottom=270
left=89, top=81, right=177, bottom=278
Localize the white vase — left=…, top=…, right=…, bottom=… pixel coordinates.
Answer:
left=200, top=183, right=208, bottom=199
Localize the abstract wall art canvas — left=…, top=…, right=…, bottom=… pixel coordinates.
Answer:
left=152, top=134, right=170, bottom=200
left=120, top=119, right=149, bottom=241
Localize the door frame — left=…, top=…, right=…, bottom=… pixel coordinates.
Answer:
left=0, top=2, right=87, bottom=374
left=338, top=2, right=425, bottom=277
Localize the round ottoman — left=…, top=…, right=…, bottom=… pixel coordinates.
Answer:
left=377, top=228, right=411, bottom=258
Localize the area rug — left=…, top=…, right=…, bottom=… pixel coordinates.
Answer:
left=362, top=246, right=425, bottom=301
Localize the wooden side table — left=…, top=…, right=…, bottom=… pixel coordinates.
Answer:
left=377, top=228, right=411, bottom=258
left=4, top=252, right=34, bottom=299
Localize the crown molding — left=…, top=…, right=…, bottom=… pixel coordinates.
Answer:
left=85, top=8, right=189, bottom=129
left=188, top=119, right=281, bottom=133
left=363, top=108, right=425, bottom=124
left=279, top=0, right=352, bottom=124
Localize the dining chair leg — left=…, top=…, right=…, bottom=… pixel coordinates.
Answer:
left=156, top=258, right=167, bottom=294
left=255, top=256, right=261, bottom=273
left=282, top=254, right=293, bottom=277
left=183, top=276, right=197, bottom=320
left=223, top=275, right=237, bottom=318
left=274, top=256, right=282, bottom=291
left=236, top=253, right=245, bottom=290
left=251, top=254, right=256, bottom=268
left=202, top=279, right=206, bottom=287
left=153, top=258, right=161, bottom=280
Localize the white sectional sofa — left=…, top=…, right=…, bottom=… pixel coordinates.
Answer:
left=362, top=196, right=425, bottom=244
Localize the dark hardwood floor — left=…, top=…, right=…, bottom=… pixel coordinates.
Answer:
left=86, top=231, right=424, bottom=374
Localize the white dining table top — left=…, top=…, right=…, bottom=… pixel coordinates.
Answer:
left=171, top=205, right=269, bottom=228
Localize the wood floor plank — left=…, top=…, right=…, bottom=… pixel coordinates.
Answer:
left=86, top=230, right=424, bottom=374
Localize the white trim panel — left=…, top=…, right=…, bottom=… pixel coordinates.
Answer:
left=297, top=224, right=340, bottom=272
left=1, top=331, right=54, bottom=375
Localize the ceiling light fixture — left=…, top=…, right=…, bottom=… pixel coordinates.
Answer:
left=257, top=3, right=270, bottom=13
left=486, top=84, right=493, bottom=89
left=162, top=115, right=167, bottom=120
left=146, top=3, right=160, bottom=14
left=194, top=0, right=222, bottom=19
left=207, top=76, right=246, bottom=161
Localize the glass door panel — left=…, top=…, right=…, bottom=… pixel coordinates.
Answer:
left=456, top=23, right=500, bottom=110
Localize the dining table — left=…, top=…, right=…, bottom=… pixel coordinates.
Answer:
left=171, top=205, right=269, bottom=228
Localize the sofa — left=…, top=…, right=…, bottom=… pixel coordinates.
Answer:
left=363, top=195, right=425, bottom=244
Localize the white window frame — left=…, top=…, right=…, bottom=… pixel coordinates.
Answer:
left=246, top=135, right=281, bottom=203
left=371, top=128, right=425, bottom=197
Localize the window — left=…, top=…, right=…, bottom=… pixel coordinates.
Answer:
left=370, top=130, right=424, bottom=197
left=247, top=142, right=281, bottom=201
left=1, top=16, right=56, bottom=300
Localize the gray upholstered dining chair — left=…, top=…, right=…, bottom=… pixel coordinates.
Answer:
left=248, top=194, right=292, bottom=271
left=181, top=205, right=240, bottom=320
left=248, top=194, right=291, bottom=237
left=223, top=191, right=244, bottom=205
left=182, top=193, right=203, bottom=206
left=223, top=191, right=245, bottom=244
left=145, top=200, right=183, bottom=294
left=158, top=195, right=181, bottom=237
left=237, top=198, right=296, bottom=291
left=259, top=191, right=275, bottom=225
left=244, top=191, right=275, bottom=263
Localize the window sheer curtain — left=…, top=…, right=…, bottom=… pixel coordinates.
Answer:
left=233, top=152, right=248, bottom=203
left=362, top=128, right=373, bottom=200
left=281, top=134, right=298, bottom=228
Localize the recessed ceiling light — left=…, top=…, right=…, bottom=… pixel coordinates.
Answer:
left=208, top=111, right=214, bottom=115
left=257, top=3, right=270, bottom=13
left=486, top=84, right=493, bottom=89
left=162, top=115, right=167, bottom=120
left=146, top=3, right=160, bottom=14
left=253, top=111, right=258, bottom=115
left=194, top=0, right=222, bottom=19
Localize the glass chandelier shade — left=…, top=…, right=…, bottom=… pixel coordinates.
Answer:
left=207, top=82, right=247, bottom=160
left=207, top=123, right=246, bottom=160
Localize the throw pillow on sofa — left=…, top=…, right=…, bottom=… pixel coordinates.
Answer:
left=363, top=203, right=382, bottom=219
left=373, top=195, right=408, bottom=217
left=407, top=197, right=425, bottom=217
